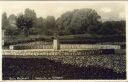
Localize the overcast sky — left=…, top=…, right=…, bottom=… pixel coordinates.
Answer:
left=1, top=1, right=126, bottom=21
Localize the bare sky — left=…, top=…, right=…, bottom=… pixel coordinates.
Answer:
left=1, top=1, right=126, bottom=21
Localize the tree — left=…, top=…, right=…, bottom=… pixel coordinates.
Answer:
left=56, top=8, right=101, bottom=35
left=16, top=14, right=34, bottom=36
left=56, top=11, right=73, bottom=35
left=24, top=8, right=37, bottom=28
left=33, top=17, right=46, bottom=35
left=8, top=14, right=17, bottom=30
left=16, top=9, right=37, bottom=36
left=8, top=14, right=17, bottom=27
left=2, top=12, right=9, bottom=30
left=6, top=14, right=19, bottom=37
left=24, top=8, right=37, bottom=21
left=45, top=16, right=56, bottom=35
left=99, top=20, right=126, bottom=35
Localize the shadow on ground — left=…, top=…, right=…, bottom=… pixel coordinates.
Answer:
left=2, top=58, right=126, bottom=80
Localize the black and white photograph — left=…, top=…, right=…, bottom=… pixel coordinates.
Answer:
left=1, top=1, right=127, bottom=80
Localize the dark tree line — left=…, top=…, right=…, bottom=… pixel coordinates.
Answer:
left=2, top=8, right=125, bottom=38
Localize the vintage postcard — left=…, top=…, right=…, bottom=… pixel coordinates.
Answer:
left=0, top=1, right=127, bottom=81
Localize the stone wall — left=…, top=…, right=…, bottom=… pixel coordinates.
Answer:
left=11, top=44, right=120, bottom=50
left=60, top=44, right=120, bottom=49
left=13, top=45, right=53, bottom=50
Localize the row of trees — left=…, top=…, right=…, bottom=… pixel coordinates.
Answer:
left=2, top=8, right=125, bottom=37
left=2, top=8, right=57, bottom=37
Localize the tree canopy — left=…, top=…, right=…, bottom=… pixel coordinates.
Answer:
left=2, top=12, right=9, bottom=30
left=45, top=16, right=56, bottom=35
left=56, top=9, right=101, bottom=35
left=16, top=8, right=37, bottom=36
left=2, top=8, right=126, bottom=38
